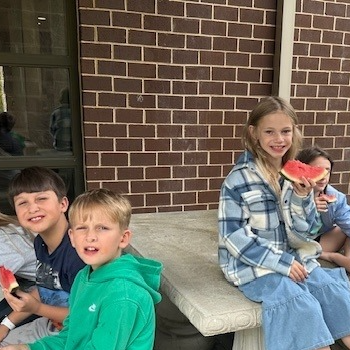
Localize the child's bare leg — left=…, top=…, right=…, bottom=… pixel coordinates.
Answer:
left=341, top=334, right=350, bottom=348
left=320, top=226, right=347, bottom=252
left=343, top=237, right=350, bottom=258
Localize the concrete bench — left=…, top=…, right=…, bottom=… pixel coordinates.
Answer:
left=127, top=209, right=264, bottom=350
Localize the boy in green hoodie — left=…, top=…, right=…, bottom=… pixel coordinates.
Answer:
left=2, top=188, right=163, bottom=350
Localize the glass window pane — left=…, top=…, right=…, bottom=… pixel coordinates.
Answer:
left=0, top=66, right=72, bottom=156
left=0, top=0, right=67, bottom=55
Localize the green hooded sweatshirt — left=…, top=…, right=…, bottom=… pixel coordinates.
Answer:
left=29, top=253, right=162, bottom=350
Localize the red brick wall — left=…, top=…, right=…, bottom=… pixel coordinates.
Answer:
left=292, top=0, right=350, bottom=195
left=78, top=0, right=350, bottom=212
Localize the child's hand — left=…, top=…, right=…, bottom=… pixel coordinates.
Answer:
left=3, top=289, right=41, bottom=314
left=292, top=177, right=316, bottom=197
left=314, top=195, right=329, bottom=212
left=289, top=260, right=308, bottom=282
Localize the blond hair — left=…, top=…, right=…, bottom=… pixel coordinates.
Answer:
left=68, top=188, right=132, bottom=230
left=242, top=96, right=302, bottom=193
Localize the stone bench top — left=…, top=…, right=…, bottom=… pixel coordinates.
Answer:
left=127, top=209, right=262, bottom=337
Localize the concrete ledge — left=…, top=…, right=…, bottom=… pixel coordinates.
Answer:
left=127, top=210, right=262, bottom=337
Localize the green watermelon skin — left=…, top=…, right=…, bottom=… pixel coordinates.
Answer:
left=280, top=160, right=328, bottom=184
left=0, top=266, right=19, bottom=293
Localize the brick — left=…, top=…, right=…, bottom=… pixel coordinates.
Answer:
left=95, top=0, right=124, bottom=10
left=186, top=3, right=212, bottom=19
left=213, top=37, right=238, bottom=52
left=81, top=43, right=111, bottom=58
left=158, top=33, right=185, bottom=48
left=80, top=9, right=110, bottom=25
left=184, top=152, right=208, bottom=164
left=114, top=45, right=141, bottom=60
left=158, top=125, right=183, bottom=138
left=112, top=12, right=141, bottom=28
left=158, top=65, right=184, bottom=79
left=86, top=167, right=115, bottom=180
left=185, top=96, right=210, bottom=109
left=249, top=83, right=272, bottom=96
left=99, top=124, right=127, bottom=137
left=310, top=44, right=331, bottom=58
left=144, top=139, right=170, bottom=151
left=145, top=80, right=171, bottom=94
left=212, top=67, right=236, bottom=81
left=173, top=81, right=198, bottom=95
left=302, top=0, right=325, bottom=15
left=198, top=190, right=220, bottom=204
left=115, top=78, right=142, bottom=93
left=98, top=61, right=126, bottom=76
left=101, top=153, right=129, bottom=166
left=158, top=95, right=183, bottom=109
left=130, top=153, right=157, bottom=166
left=186, top=35, right=212, bottom=50
left=214, top=6, right=238, bottom=21
left=145, top=110, right=172, bottom=124
left=82, top=91, right=97, bottom=106
left=85, top=152, right=99, bottom=166
left=82, top=76, right=112, bottom=90
left=115, top=109, right=143, bottom=123
left=173, top=111, right=197, bottom=124
left=200, top=51, right=225, bottom=65
left=198, top=165, right=222, bottom=177
left=146, top=193, right=171, bottom=206
left=201, top=20, right=226, bottom=36
left=185, top=125, right=208, bottom=137
left=199, top=111, right=224, bottom=124
left=184, top=179, right=207, bottom=191
left=173, top=50, right=199, bottom=64
left=239, top=39, right=262, bottom=53
left=158, top=152, right=182, bottom=165
left=118, top=167, right=144, bottom=180
left=173, top=18, right=200, bottom=34
left=98, top=28, right=126, bottom=43
left=199, top=82, right=223, bottom=95
left=128, top=63, right=157, bottom=78
left=326, top=3, right=346, bottom=17
left=173, top=192, right=197, bottom=204
left=131, top=180, right=157, bottom=193
left=80, top=26, right=95, bottom=41
left=198, top=138, right=221, bottom=150
left=98, top=93, right=126, bottom=107
left=157, top=0, right=184, bottom=16
left=211, top=97, right=234, bottom=110
left=228, top=23, right=252, bottom=38
left=144, top=15, right=171, bottom=31
left=313, top=15, right=334, bottom=30
left=128, top=94, right=156, bottom=108
left=83, top=108, right=113, bottom=122
left=126, top=0, right=155, bottom=13
left=144, top=47, right=171, bottom=63
left=159, top=180, right=183, bottom=192
left=173, top=166, right=197, bottom=178
left=198, top=138, right=222, bottom=151
left=145, top=167, right=171, bottom=179
left=115, top=139, right=142, bottom=151
left=129, top=30, right=156, bottom=45
left=209, top=151, right=233, bottom=164
left=85, top=138, right=114, bottom=151
left=186, top=66, right=210, bottom=80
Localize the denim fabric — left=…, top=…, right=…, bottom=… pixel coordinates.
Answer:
left=239, top=267, right=350, bottom=350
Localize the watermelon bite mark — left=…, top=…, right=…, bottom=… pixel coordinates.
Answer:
left=280, top=160, right=328, bottom=184
left=0, top=266, right=19, bottom=294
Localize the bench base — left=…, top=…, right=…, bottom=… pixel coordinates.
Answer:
left=233, top=327, right=265, bottom=350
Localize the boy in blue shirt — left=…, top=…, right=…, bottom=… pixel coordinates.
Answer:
left=0, top=167, right=85, bottom=346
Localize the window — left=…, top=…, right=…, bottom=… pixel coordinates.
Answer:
left=0, top=0, right=83, bottom=214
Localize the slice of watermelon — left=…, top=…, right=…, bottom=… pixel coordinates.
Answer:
left=320, top=194, right=337, bottom=203
left=280, top=160, right=328, bottom=184
left=0, top=266, right=19, bottom=294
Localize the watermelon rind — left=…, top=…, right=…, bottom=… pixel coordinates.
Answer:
left=320, top=194, right=337, bottom=203
left=0, top=266, right=19, bottom=294
left=280, top=160, right=328, bottom=183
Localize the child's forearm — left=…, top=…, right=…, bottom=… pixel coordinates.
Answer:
left=321, top=251, right=350, bottom=272
left=35, top=303, right=68, bottom=323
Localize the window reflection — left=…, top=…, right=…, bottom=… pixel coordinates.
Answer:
left=0, top=0, right=67, bottom=55
left=0, top=66, right=72, bottom=156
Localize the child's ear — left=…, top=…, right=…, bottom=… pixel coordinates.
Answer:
left=68, top=228, right=75, bottom=248
left=119, top=229, right=132, bottom=249
left=60, top=196, right=69, bottom=213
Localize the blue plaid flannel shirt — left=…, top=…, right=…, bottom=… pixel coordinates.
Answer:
left=218, top=151, right=321, bottom=286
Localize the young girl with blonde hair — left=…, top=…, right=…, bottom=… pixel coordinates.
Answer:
left=218, top=96, right=350, bottom=350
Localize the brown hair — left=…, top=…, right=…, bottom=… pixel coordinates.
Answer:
left=8, top=166, right=67, bottom=207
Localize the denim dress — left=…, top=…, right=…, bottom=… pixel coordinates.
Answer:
left=219, top=151, right=350, bottom=350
